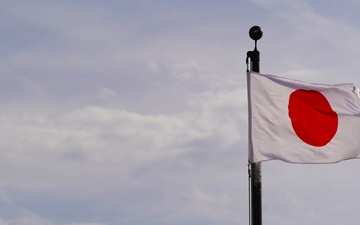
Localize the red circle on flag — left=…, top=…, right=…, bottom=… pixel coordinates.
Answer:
left=288, top=89, right=338, bottom=147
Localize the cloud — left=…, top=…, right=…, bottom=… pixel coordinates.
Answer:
left=0, top=215, right=106, bottom=225
left=96, top=87, right=116, bottom=100
left=2, top=0, right=360, bottom=224
left=63, top=223, right=105, bottom=225
left=0, top=215, right=53, bottom=225
left=0, top=83, right=248, bottom=224
left=247, top=0, right=360, bottom=84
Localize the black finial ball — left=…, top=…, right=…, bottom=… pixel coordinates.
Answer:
left=249, top=26, right=263, bottom=41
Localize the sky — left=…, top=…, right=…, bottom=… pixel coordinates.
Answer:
left=1, top=0, right=360, bottom=224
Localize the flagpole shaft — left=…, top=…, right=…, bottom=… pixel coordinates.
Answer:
left=250, top=162, right=262, bottom=225
left=248, top=26, right=262, bottom=225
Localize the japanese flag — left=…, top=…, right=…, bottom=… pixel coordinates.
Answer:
left=248, top=72, right=360, bottom=164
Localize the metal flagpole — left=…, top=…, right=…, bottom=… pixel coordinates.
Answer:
left=247, top=25, right=263, bottom=225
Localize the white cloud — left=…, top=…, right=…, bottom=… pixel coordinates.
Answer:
left=0, top=216, right=106, bottom=225
left=96, top=87, right=116, bottom=100
left=63, top=223, right=105, bottom=225
left=6, top=215, right=53, bottom=225
left=0, top=218, right=7, bottom=225
left=2, top=0, right=360, bottom=224
left=0, top=82, right=247, bottom=223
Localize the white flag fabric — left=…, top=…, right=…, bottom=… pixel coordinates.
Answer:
left=248, top=72, right=360, bottom=164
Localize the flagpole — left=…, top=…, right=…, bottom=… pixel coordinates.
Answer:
left=247, top=25, right=263, bottom=225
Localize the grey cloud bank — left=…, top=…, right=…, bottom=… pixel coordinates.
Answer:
left=0, top=0, right=360, bottom=224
